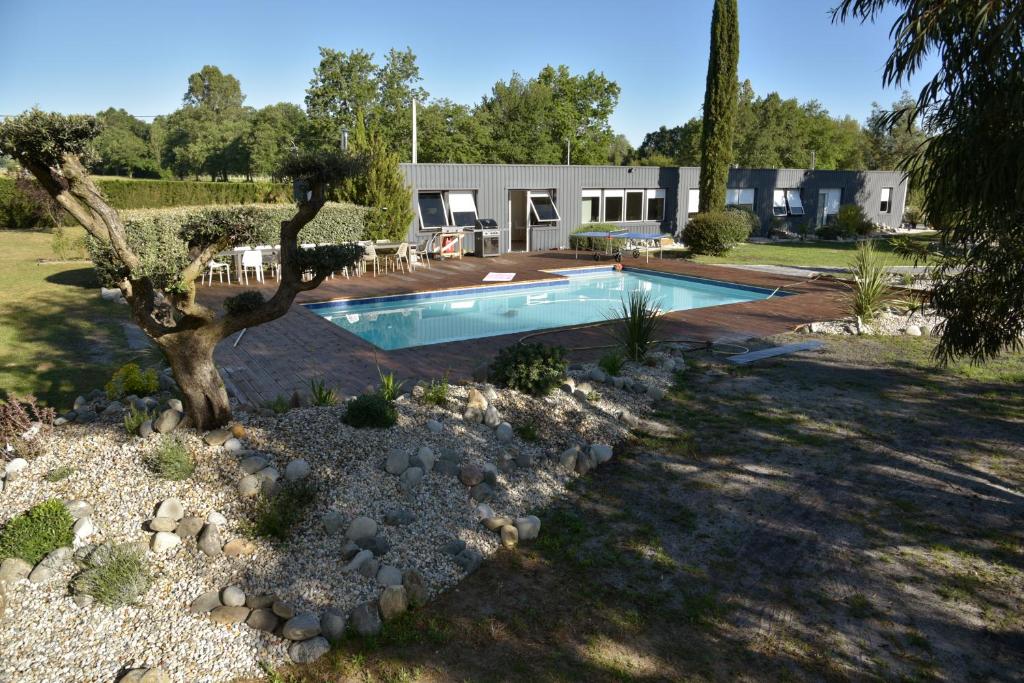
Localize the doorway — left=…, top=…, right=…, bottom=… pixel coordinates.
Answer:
left=508, top=190, right=529, bottom=253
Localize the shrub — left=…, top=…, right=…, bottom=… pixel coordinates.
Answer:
left=815, top=224, right=846, bottom=241
left=515, top=424, right=539, bottom=442
left=0, top=499, right=74, bottom=564
left=727, top=207, right=761, bottom=235
left=72, top=543, right=152, bottom=606
left=610, top=289, right=663, bottom=362
left=123, top=405, right=154, bottom=435
left=251, top=481, right=316, bottom=541
left=377, top=369, right=405, bottom=401
left=0, top=392, right=55, bottom=442
left=849, top=241, right=893, bottom=322
left=598, top=351, right=625, bottom=376
left=684, top=211, right=751, bottom=255
left=345, top=393, right=397, bottom=429
left=267, top=395, right=289, bottom=414
left=836, top=204, right=874, bottom=238
left=223, top=290, right=265, bottom=316
left=44, top=465, right=74, bottom=482
left=50, top=226, right=89, bottom=260
left=421, top=376, right=449, bottom=406
left=903, top=205, right=925, bottom=227
left=146, top=436, right=195, bottom=480
left=489, top=343, right=568, bottom=397
left=309, top=379, right=338, bottom=407
left=105, top=363, right=158, bottom=400
left=569, top=224, right=627, bottom=252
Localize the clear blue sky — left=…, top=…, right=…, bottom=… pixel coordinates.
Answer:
left=0, top=0, right=932, bottom=146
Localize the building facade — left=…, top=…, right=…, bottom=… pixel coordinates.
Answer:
left=399, top=163, right=908, bottom=254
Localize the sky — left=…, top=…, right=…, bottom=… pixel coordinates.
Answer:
left=0, top=0, right=934, bottom=146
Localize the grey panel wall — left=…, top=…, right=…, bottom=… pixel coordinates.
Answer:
left=399, top=164, right=908, bottom=251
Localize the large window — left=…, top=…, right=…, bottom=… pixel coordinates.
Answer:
left=604, top=190, right=624, bottom=222
left=447, top=191, right=478, bottom=227
left=417, top=192, right=448, bottom=229
left=646, top=189, right=666, bottom=221
left=772, top=190, right=788, bottom=217
left=726, top=188, right=755, bottom=211
left=687, top=188, right=700, bottom=214
left=625, top=190, right=645, bottom=221
left=773, top=189, right=804, bottom=216
left=820, top=188, right=842, bottom=216
left=880, top=187, right=892, bottom=213
left=581, top=189, right=602, bottom=223
left=528, top=191, right=561, bottom=224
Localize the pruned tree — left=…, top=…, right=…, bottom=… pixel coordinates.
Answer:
left=698, top=0, right=739, bottom=212
left=0, top=109, right=364, bottom=429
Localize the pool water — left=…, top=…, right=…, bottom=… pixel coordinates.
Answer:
left=305, top=268, right=777, bottom=350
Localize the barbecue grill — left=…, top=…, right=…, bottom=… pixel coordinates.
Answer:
left=471, top=218, right=500, bottom=257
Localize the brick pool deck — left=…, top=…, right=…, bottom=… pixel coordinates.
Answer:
left=199, top=251, right=848, bottom=406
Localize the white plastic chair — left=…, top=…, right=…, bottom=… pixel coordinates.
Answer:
left=360, top=243, right=380, bottom=277
left=391, top=242, right=411, bottom=273
left=204, top=260, right=231, bottom=286
left=240, top=250, right=264, bottom=285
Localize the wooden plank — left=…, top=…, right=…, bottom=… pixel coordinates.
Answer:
left=725, top=341, right=824, bottom=365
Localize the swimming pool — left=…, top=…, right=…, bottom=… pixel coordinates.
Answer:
left=305, top=267, right=780, bottom=350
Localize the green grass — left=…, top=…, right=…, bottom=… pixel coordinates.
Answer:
left=146, top=435, right=195, bottom=480
left=0, top=228, right=135, bottom=408
left=251, top=481, right=316, bottom=541
left=44, top=465, right=75, bottom=482
left=686, top=233, right=935, bottom=269
left=0, top=499, right=74, bottom=564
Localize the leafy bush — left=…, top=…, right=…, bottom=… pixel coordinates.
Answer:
left=72, top=543, right=152, bottom=606
left=489, top=343, right=568, bottom=397
left=105, top=363, right=158, bottom=400
left=836, top=204, right=874, bottom=238
left=611, top=289, right=663, bottom=361
left=123, top=405, right=155, bottom=435
left=146, top=436, right=195, bottom=480
left=377, top=369, right=405, bottom=401
left=309, top=379, right=338, bottom=407
left=684, top=211, right=751, bottom=255
left=345, top=393, right=397, bottom=428
left=727, top=207, right=761, bottom=235
left=569, top=224, right=627, bottom=252
left=515, top=424, right=539, bottom=442
left=267, top=395, right=289, bottom=414
left=422, top=376, right=449, bottom=406
left=849, top=241, right=893, bottom=322
left=223, top=290, right=266, bottom=316
left=251, top=481, right=316, bottom=540
left=598, top=351, right=625, bottom=376
left=903, top=205, right=925, bottom=227
left=0, top=499, right=74, bottom=564
left=1, top=392, right=55, bottom=441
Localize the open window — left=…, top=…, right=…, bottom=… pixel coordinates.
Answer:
left=880, top=187, right=892, bottom=213
left=785, top=189, right=804, bottom=216
left=646, top=189, right=666, bottom=221
left=726, top=188, right=755, bottom=211
left=604, top=189, right=624, bottom=222
left=581, top=189, right=602, bottom=223
left=417, top=192, right=448, bottom=229
left=625, top=190, right=645, bottom=221
left=687, top=188, right=700, bottom=214
left=772, top=190, right=788, bottom=217
left=447, top=191, right=478, bottom=227
left=528, top=191, right=560, bottom=224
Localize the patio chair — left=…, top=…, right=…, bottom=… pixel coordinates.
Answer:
left=204, top=259, right=231, bottom=286
left=389, top=242, right=411, bottom=273
left=408, top=243, right=426, bottom=270
left=240, top=249, right=264, bottom=285
left=359, top=243, right=380, bottom=277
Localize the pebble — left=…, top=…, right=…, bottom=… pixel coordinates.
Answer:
left=288, top=636, right=330, bottom=664
left=245, top=608, right=279, bottom=632
left=210, top=606, right=250, bottom=625
left=383, top=507, right=416, bottom=526
left=223, top=437, right=244, bottom=453
left=358, top=558, right=381, bottom=579
left=906, top=325, right=922, bottom=336
left=320, top=608, right=346, bottom=643
left=237, top=475, right=261, bottom=498
left=150, top=531, right=181, bottom=553
left=154, top=498, right=184, bottom=521
left=378, top=585, right=408, bottom=620
left=500, top=524, right=519, bottom=549
left=148, top=516, right=177, bottom=532
left=515, top=515, right=541, bottom=540
left=221, top=585, right=246, bottom=607
left=426, top=419, right=443, bottom=433
left=346, top=516, right=377, bottom=540
left=197, top=523, right=224, bottom=557
left=459, top=463, right=484, bottom=486
left=203, top=428, right=232, bottom=446
left=282, top=612, right=321, bottom=640
left=495, top=422, right=514, bottom=442
left=399, top=466, right=424, bottom=490
left=483, top=516, right=513, bottom=531
left=385, top=449, right=410, bottom=475
left=284, top=458, right=311, bottom=481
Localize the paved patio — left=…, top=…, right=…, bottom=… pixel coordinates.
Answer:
left=200, top=251, right=848, bottom=406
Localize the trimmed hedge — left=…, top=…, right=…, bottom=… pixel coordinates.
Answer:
left=0, top=176, right=293, bottom=229
left=87, top=202, right=368, bottom=288
left=569, top=224, right=628, bottom=252
left=684, top=211, right=752, bottom=256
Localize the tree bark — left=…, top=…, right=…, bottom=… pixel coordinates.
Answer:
left=158, top=329, right=231, bottom=431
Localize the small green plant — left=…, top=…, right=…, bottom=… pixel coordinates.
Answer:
left=598, top=351, right=625, bottom=376
left=104, top=363, right=158, bottom=400
left=377, top=368, right=405, bottom=401
left=586, top=390, right=602, bottom=401
left=684, top=211, right=751, bottom=255
left=422, top=376, right=450, bottom=406
left=44, top=465, right=74, bottom=483
left=223, top=290, right=266, bottom=316
left=345, top=393, right=398, bottom=429
left=0, top=499, right=74, bottom=564
left=1, top=392, right=55, bottom=442
left=123, top=405, right=155, bottom=435
left=251, top=481, right=316, bottom=540
left=72, top=542, right=152, bottom=606
left=146, top=435, right=195, bottom=480
left=515, top=424, right=539, bottom=442
left=267, top=395, right=289, bottom=414
left=309, top=379, right=338, bottom=407
left=848, top=241, right=893, bottom=322
left=50, top=226, right=88, bottom=260
left=610, top=289, right=663, bottom=362
left=489, top=343, right=568, bottom=397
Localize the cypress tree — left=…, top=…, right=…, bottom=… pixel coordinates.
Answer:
left=360, top=125, right=414, bottom=242
left=698, top=0, right=739, bottom=212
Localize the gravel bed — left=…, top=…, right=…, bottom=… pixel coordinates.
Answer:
left=0, top=367, right=679, bottom=682
left=805, top=309, right=945, bottom=336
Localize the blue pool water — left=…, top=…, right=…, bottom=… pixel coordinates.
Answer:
left=305, top=267, right=778, bottom=350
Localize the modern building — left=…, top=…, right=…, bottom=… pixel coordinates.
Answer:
left=399, top=163, right=908, bottom=255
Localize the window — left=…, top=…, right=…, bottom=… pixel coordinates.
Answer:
left=772, top=190, right=788, bottom=217
left=646, top=189, right=666, bottom=222
left=581, top=189, right=602, bottom=223
left=880, top=187, right=892, bottom=213
left=604, top=190, right=624, bottom=222
left=785, top=189, right=804, bottom=216
left=726, top=188, right=755, bottom=211
left=625, top=190, right=645, bottom=221
left=773, top=189, right=805, bottom=216
left=528, top=191, right=560, bottom=224
left=447, top=191, right=478, bottom=227
left=820, top=188, right=841, bottom=216
left=417, top=192, right=448, bottom=229
left=687, top=188, right=700, bottom=214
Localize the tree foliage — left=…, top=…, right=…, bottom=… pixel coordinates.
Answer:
left=834, top=0, right=1024, bottom=362
left=698, top=0, right=740, bottom=212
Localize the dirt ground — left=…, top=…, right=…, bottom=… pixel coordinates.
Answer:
left=272, top=335, right=1024, bottom=683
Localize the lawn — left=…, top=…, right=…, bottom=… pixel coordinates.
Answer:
left=278, top=334, right=1023, bottom=682
left=0, top=228, right=137, bottom=408
left=686, top=232, right=935, bottom=269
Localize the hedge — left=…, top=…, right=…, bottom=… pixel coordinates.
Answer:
left=88, top=202, right=368, bottom=288
left=0, top=176, right=292, bottom=229
left=684, top=210, right=752, bottom=256
left=569, top=224, right=628, bottom=252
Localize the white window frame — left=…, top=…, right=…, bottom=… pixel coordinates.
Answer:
left=603, top=189, right=624, bottom=222
left=646, top=189, right=666, bottom=222
left=880, top=187, right=892, bottom=213
left=821, top=188, right=842, bottom=216
left=687, top=188, right=700, bottom=214
left=726, top=188, right=755, bottom=209
left=527, top=191, right=561, bottom=223
left=416, top=191, right=449, bottom=230
left=624, top=190, right=645, bottom=222
left=446, top=191, right=478, bottom=227
left=581, top=189, right=602, bottom=224
left=785, top=189, right=804, bottom=216
left=772, top=189, right=788, bottom=217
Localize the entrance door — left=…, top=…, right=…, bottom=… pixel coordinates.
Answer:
left=508, top=190, right=529, bottom=253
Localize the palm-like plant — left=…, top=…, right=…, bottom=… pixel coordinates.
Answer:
left=610, top=289, right=663, bottom=362
left=849, top=240, right=893, bottom=322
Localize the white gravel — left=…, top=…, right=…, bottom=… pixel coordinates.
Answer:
left=806, top=309, right=945, bottom=337
left=0, top=367, right=679, bottom=683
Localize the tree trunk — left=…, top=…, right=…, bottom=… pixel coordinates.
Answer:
left=158, top=330, right=232, bottom=431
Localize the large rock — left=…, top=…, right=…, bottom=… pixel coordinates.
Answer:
left=590, top=443, right=614, bottom=465
left=515, top=515, right=541, bottom=540
left=459, top=463, right=484, bottom=487
left=282, top=612, right=322, bottom=640
left=320, top=608, right=347, bottom=643
left=284, top=459, right=311, bottom=481
left=0, top=557, right=32, bottom=585
left=351, top=602, right=382, bottom=636
left=221, top=585, right=245, bottom=607
left=188, top=590, right=222, bottom=614
left=347, top=516, right=377, bottom=540
left=197, top=523, right=224, bottom=558
left=203, top=428, right=232, bottom=446
left=152, top=409, right=182, bottom=434
left=483, top=405, right=501, bottom=428
left=155, top=498, right=185, bottom=521
left=410, top=446, right=435, bottom=472
left=495, top=422, right=514, bottom=442
left=288, top=636, right=331, bottom=664
left=403, top=570, right=428, bottom=608
left=378, top=585, right=408, bottom=621
left=399, top=466, right=424, bottom=490
left=384, top=449, right=410, bottom=475
left=245, top=607, right=279, bottom=632
left=175, top=516, right=204, bottom=538
left=150, top=531, right=181, bottom=553
left=322, top=510, right=345, bottom=533
left=376, top=564, right=403, bottom=587
left=210, top=606, right=250, bottom=625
